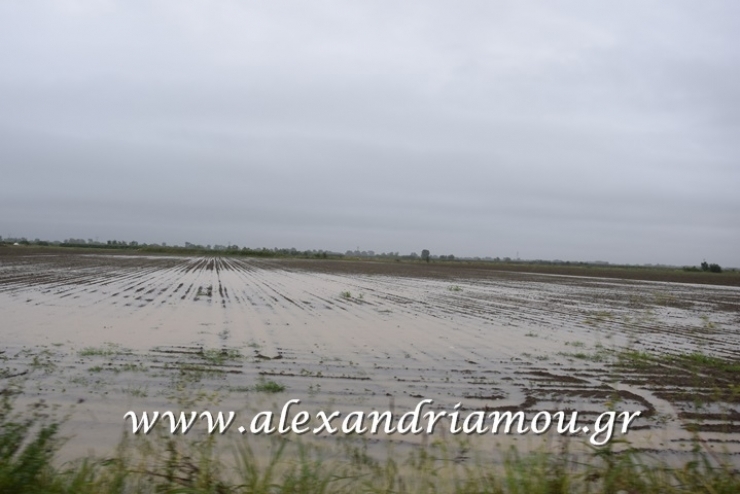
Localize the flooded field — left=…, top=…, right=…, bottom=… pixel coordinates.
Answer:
left=2, top=250, right=739, bottom=463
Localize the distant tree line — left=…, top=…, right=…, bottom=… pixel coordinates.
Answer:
left=682, top=261, right=723, bottom=273
left=1, top=236, right=733, bottom=273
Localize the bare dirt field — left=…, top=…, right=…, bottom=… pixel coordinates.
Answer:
left=2, top=248, right=739, bottom=464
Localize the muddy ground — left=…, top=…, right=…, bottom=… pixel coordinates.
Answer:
left=1, top=249, right=739, bottom=462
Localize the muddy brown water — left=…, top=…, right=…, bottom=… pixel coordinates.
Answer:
left=1, top=252, right=739, bottom=463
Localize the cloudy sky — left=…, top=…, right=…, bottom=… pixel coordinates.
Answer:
left=1, top=1, right=738, bottom=266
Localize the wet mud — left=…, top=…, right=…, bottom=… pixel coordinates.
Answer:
left=1, top=251, right=739, bottom=460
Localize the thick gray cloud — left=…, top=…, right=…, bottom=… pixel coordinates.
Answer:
left=1, top=1, right=738, bottom=265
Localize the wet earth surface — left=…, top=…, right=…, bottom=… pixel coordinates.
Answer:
left=1, top=250, right=739, bottom=461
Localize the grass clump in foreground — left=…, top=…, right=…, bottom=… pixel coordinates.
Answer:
left=2, top=393, right=740, bottom=493
left=252, top=379, right=286, bottom=393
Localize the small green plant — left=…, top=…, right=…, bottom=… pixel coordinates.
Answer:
left=680, top=352, right=740, bottom=373
left=78, top=342, right=127, bottom=357
left=700, top=315, right=717, bottom=331
left=253, top=379, right=286, bottom=393
left=121, top=386, right=148, bottom=397
left=29, top=353, right=56, bottom=374
left=448, top=285, right=462, bottom=292
left=340, top=291, right=352, bottom=300
left=201, top=348, right=242, bottom=365
left=120, top=362, right=146, bottom=372
left=618, top=349, right=740, bottom=374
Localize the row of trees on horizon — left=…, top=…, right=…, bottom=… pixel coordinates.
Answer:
left=0, top=235, right=729, bottom=271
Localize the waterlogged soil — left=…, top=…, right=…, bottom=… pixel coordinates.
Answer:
left=1, top=250, right=740, bottom=463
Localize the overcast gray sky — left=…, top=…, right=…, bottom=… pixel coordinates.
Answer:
left=1, top=1, right=738, bottom=266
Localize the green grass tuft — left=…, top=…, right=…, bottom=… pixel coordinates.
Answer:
left=252, top=379, right=286, bottom=393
